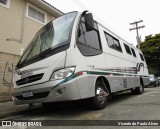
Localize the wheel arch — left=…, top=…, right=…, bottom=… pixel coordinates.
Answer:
left=96, top=76, right=111, bottom=96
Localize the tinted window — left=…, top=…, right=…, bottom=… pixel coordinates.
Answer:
left=85, top=29, right=100, bottom=49
left=77, top=17, right=102, bottom=56
left=139, top=53, right=144, bottom=61
left=94, top=22, right=98, bottom=30
left=105, top=33, right=114, bottom=49
left=104, top=32, right=122, bottom=52
left=113, top=38, right=122, bottom=52
left=131, top=48, right=137, bottom=57
left=18, top=12, right=77, bottom=67
left=124, top=43, right=132, bottom=55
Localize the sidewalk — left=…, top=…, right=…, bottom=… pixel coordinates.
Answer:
left=0, top=101, right=41, bottom=119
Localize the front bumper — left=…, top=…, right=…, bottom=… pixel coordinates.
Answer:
left=12, top=79, right=80, bottom=105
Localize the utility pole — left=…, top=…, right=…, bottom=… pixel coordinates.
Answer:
left=129, top=20, right=145, bottom=49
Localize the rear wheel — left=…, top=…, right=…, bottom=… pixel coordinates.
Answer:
left=131, top=80, right=144, bottom=94
left=91, top=81, right=109, bottom=110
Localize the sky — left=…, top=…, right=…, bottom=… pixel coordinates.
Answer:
left=45, top=0, right=160, bottom=46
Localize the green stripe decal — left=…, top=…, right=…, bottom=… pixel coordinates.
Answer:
left=51, top=72, right=82, bottom=89
left=87, top=71, right=124, bottom=76
left=87, top=71, right=109, bottom=75
left=52, top=70, right=147, bottom=89
left=59, top=73, right=78, bottom=85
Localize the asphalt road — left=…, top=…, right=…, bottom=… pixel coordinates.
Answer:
left=1, top=86, right=160, bottom=129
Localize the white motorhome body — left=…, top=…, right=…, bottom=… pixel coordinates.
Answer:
left=12, top=11, right=149, bottom=109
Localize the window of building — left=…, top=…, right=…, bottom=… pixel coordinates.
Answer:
left=139, top=53, right=144, bottom=61
left=27, top=3, right=47, bottom=24
left=131, top=48, right=137, bottom=57
left=0, top=0, right=10, bottom=8
left=104, top=32, right=122, bottom=52
left=77, top=17, right=102, bottom=56
left=124, top=43, right=132, bottom=55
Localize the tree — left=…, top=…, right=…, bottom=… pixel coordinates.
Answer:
left=140, top=34, right=160, bottom=75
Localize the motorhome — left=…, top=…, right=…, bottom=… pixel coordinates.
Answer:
left=12, top=11, right=150, bottom=109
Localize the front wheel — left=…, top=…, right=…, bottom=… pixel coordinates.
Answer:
left=91, top=81, right=109, bottom=110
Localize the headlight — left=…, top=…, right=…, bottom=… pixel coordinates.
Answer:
left=50, top=67, right=75, bottom=80
left=150, top=77, right=154, bottom=80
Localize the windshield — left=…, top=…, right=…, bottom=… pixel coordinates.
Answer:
left=18, top=12, right=77, bottom=66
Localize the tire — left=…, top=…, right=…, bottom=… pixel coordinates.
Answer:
left=132, top=80, right=144, bottom=94
left=91, top=81, right=108, bottom=110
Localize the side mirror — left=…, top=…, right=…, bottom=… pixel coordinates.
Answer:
left=85, top=13, right=94, bottom=31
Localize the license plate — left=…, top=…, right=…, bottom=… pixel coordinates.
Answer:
left=22, top=91, right=33, bottom=97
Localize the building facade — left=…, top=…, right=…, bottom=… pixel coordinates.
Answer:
left=0, top=0, right=63, bottom=55
left=0, top=0, right=63, bottom=92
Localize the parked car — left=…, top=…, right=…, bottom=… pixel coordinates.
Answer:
left=158, top=77, right=160, bottom=86
left=148, top=74, right=159, bottom=87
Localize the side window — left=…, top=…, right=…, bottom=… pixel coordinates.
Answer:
left=77, top=17, right=102, bottom=56
left=113, top=38, right=122, bottom=52
left=78, top=24, right=86, bottom=44
left=104, top=32, right=122, bottom=52
left=131, top=48, right=137, bottom=57
left=105, top=33, right=114, bottom=49
left=84, top=28, right=101, bottom=49
left=124, top=43, right=132, bottom=55
left=139, top=53, right=144, bottom=61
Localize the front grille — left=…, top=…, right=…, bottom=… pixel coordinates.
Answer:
left=16, top=73, right=44, bottom=86
left=15, top=91, right=50, bottom=100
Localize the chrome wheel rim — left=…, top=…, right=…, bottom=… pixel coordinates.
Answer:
left=96, top=87, right=106, bottom=104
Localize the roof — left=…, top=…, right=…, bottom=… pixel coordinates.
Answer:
left=25, top=0, right=64, bottom=17
left=42, top=0, right=64, bottom=15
